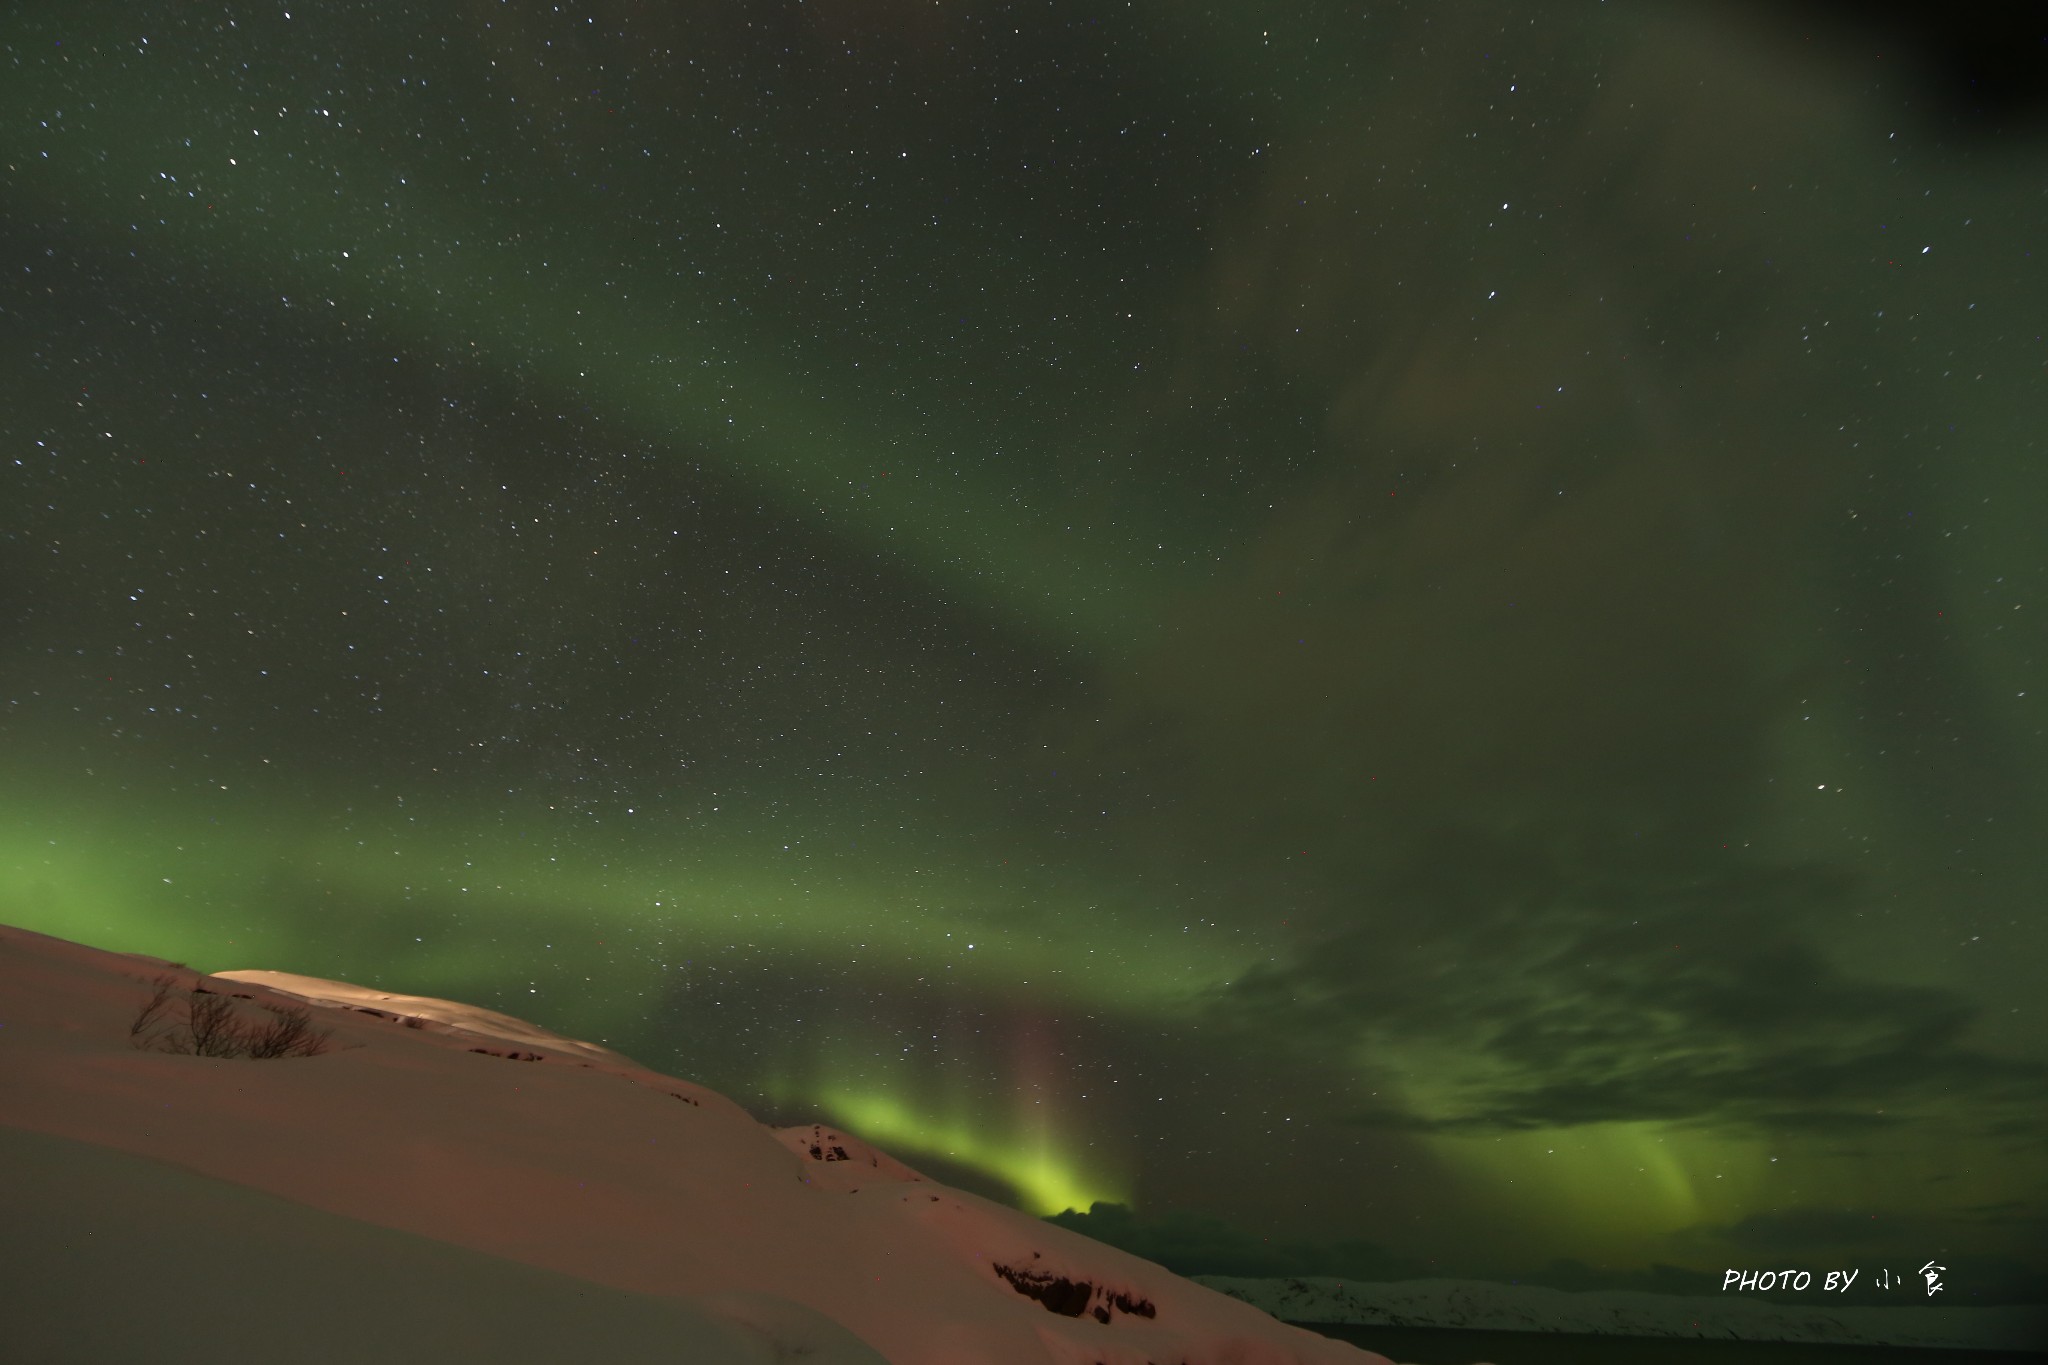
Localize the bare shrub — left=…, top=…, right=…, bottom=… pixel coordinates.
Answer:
left=243, top=1004, right=331, bottom=1059
left=128, top=981, right=333, bottom=1060
left=182, top=990, right=247, bottom=1057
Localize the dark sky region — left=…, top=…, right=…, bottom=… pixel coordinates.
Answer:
left=3, top=0, right=2044, bottom=1305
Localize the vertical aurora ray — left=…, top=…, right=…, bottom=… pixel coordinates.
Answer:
left=1006, top=1008, right=1077, bottom=1211
left=796, top=1021, right=1129, bottom=1216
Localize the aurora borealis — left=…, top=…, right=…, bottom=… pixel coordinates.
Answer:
left=3, top=0, right=2044, bottom=1304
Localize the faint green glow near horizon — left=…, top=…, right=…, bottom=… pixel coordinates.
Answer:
left=0, top=781, right=1238, bottom=1003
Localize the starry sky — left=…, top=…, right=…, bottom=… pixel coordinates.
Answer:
left=4, top=0, right=2045, bottom=1304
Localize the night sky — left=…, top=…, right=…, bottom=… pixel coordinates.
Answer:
left=4, top=1, right=2045, bottom=1302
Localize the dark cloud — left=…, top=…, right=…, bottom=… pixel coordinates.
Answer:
left=1200, top=829, right=2048, bottom=1138
left=1724, top=0, right=2048, bottom=134
left=1046, top=13, right=1891, bottom=897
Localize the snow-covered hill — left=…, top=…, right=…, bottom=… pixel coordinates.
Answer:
left=0, top=921, right=1407, bottom=1365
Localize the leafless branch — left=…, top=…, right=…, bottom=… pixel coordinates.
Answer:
left=184, top=990, right=247, bottom=1058
left=128, top=974, right=179, bottom=1044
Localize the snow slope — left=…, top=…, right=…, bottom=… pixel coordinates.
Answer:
left=0, top=921, right=1403, bottom=1365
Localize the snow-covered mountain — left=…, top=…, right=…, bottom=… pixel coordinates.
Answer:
left=0, top=921, right=1412, bottom=1365
left=1193, top=1274, right=2048, bottom=1355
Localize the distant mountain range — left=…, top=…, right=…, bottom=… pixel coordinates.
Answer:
left=1194, top=1275, right=2048, bottom=1354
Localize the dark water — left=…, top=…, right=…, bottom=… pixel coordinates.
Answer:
left=1290, top=1320, right=2048, bottom=1365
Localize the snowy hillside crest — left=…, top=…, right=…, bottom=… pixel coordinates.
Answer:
left=0, top=921, right=1395, bottom=1365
